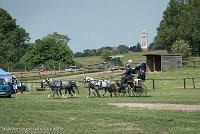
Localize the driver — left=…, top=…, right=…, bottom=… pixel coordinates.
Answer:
left=121, top=64, right=133, bottom=85
left=134, top=67, right=146, bottom=86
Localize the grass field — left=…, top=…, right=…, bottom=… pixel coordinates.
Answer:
left=74, top=50, right=168, bottom=66
left=1, top=66, right=200, bottom=134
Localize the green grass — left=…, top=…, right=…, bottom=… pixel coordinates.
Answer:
left=0, top=88, right=199, bottom=134
left=1, top=66, right=200, bottom=134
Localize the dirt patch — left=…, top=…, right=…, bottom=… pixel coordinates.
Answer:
left=95, top=121, right=143, bottom=132
left=108, top=103, right=200, bottom=111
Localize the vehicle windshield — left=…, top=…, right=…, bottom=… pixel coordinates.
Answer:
left=0, top=79, right=7, bottom=85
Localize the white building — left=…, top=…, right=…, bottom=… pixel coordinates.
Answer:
left=140, top=30, right=148, bottom=50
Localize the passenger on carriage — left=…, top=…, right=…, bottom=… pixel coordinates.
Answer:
left=121, top=64, right=133, bottom=85
left=134, top=67, right=146, bottom=86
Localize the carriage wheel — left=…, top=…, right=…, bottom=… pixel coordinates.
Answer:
left=113, top=91, right=118, bottom=97
left=132, top=87, right=141, bottom=97
left=140, top=83, right=147, bottom=97
left=118, top=88, right=126, bottom=97
left=118, top=91, right=126, bottom=97
left=133, top=83, right=147, bottom=97
left=127, top=85, right=134, bottom=97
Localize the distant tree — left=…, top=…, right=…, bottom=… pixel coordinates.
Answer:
left=148, top=42, right=154, bottom=51
left=74, top=52, right=83, bottom=58
left=111, top=48, right=120, bottom=55
left=101, top=50, right=112, bottom=60
left=0, top=8, right=30, bottom=67
left=117, top=45, right=129, bottom=54
left=98, top=46, right=113, bottom=55
left=81, top=49, right=97, bottom=57
left=20, top=32, right=73, bottom=68
left=135, top=43, right=143, bottom=52
left=171, top=39, right=191, bottom=60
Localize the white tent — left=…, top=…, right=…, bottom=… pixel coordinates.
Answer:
left=0, top=68, right=12, bottom=82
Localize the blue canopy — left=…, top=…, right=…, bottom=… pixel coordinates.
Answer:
left=0, top=68, right=12, bottom=82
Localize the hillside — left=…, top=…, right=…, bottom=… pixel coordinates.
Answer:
left=74, top=50, right=167, bottom=66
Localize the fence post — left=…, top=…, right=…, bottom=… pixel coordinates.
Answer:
left=184, top=79, right=186, bottom=89
left=20, top=82, right=23, bottom=94
left=193, top=61, right=196, bottom=68
left=39, top=71, right=41, bottom=78
left=192, top=78, right=195, bottom=88
left=152, top=79, right=155, bottom=90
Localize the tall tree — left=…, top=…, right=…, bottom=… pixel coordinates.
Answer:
left=20, top=32, right=74, bottom=68
left=153, top=0, right=200, bottom=56
left=191, top=2, right=200, bottom=56
left=0, top=8, right=30, bottom=66
left=153, top=0, right=182, bottom=52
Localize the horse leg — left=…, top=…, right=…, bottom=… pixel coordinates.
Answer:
left=69, top=90, right=73, bottom=97
left=47, top=91, right=52, bottom=98
left=56, top=90, right=62, bottom=98
left=71, top=89, right=76, bottom=97
left=58, top=89, right=63, bottom=98
left=95, top=89, right=101, bottom=98
left=52, top=91, right=56, bottom=98
left=63, top=89, right=67, bottom=98
left=109, top=90, right=112, bottom=98
left=102, top=89, right=107, bottom=97
left=65, top=90, right=69, bottom=99
left=92, top=89, right=97, bottom=97
left=47, top=88, right=54, bottom=98
left=87, top=88, right=90, bottom=98
left=65, top=89, right=72, bottom=98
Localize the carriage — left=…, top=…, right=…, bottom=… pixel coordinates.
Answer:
left=84, top=76, right=147, bottom=98
left=115, top=78, right=147, bottom=97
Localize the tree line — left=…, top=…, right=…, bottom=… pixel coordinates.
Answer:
left=73, top=44, right=143, bottom=58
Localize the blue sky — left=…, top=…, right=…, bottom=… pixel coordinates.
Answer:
left=0, top=0, right=169, bottom=52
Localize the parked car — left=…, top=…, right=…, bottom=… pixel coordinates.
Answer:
left=65, top=66, right=80, bottom=71
left=0, top=78, right=12, bottom=98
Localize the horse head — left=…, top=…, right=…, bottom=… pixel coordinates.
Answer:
left=83, top=76, right=93, bottom=84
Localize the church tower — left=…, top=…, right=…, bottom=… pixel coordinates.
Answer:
left=140, top=30, right=148, bottom=50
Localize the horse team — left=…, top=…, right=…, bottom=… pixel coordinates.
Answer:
left=42, top=76, right=122, bottom=99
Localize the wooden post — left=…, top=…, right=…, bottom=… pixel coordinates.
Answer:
left=54, top=66, right=56, bottom=75
left=152, top=79, right=155, bottom=90
left=21, top=82, right=23, bottom=94
left=39, top=71, right=41, bottom=78
left=194, top=61, right=196, bottom=68
left=184, top=79, right=186, bottom=89
left=192, top=78, right=195, bottom=88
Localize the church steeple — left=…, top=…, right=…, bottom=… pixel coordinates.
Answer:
left=140, top=30, right=148, bottom=50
